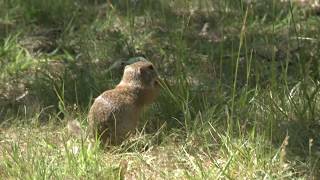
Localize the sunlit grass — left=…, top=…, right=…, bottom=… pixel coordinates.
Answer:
left=0, top=116, right=299, bottom=179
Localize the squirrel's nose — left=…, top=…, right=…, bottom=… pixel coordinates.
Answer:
left=154, top=77, right=163, bottom=87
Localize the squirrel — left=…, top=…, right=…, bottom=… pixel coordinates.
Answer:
left=87, top=59, right=160, bottom=145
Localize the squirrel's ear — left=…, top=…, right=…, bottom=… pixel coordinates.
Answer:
left=146, top=64, right=154, bottom=70
left=139, top=64, right=154, bottom=74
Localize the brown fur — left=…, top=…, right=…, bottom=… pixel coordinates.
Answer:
left=88, top=60, right=160, bottom=145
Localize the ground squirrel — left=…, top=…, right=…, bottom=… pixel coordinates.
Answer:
left=88, top=59, right=160, bottom=145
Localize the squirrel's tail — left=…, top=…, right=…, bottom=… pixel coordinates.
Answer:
left=67, top=120, right=83, bottom=138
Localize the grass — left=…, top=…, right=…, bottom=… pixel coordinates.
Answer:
left=0, top=117, right=298, bottom=179
left=1, top=0, right=320, bottom=179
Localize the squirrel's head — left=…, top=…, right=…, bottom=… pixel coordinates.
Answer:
left=120, top=60, right=159, bottom=89
left=117, top=59, right=160, bottom=105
